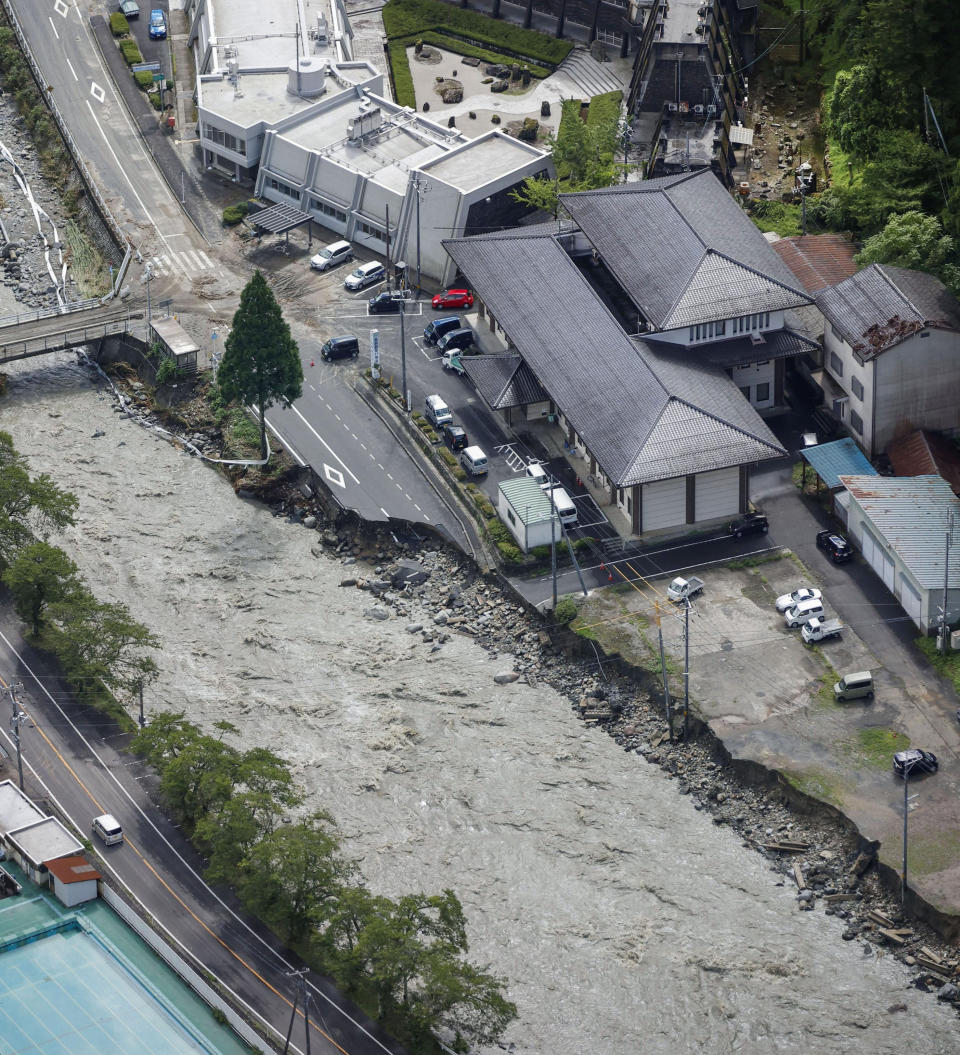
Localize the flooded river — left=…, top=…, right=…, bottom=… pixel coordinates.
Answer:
left=2, top=357, right=957, bottom=1054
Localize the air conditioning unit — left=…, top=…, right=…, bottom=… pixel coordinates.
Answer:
left=667, top=102, right=678, bottom=112
left=693, top=104, right=705, bottom=115
left=750, top=332, right=766, bottom=346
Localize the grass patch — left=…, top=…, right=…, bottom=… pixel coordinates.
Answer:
left=746, top=199, right=804, bottom=238
left=585, top=90, right=622, bottom=128
left=64, top=219, right=111, bottom=296
left=914, top=636, right=960, bottom=693
left=571, top=618, right=599, bottom=641
left=415, top=31, right=551, bottom=77
left=905, top=830, right=960, bottom=878
left=782, top=768, right=845, bottom=807
left=727, top=551, right=786, bottom=571
left=841, top=727, right=909, bottom=769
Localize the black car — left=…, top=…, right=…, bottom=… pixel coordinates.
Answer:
left=369, top=291, right=409, bottom=314
left=817, top=529, right=853, bottom=563
left=423, top=315, right=461, bottom=345
left=893, top=749, right=938, bottom=777
left=320, top=335, right=359, bottom=361
left=728, top=511, right=768, bottom=539
left=442, top=423, right=468, bottom=451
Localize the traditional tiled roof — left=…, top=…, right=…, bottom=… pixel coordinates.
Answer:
left=772, top=234, right=858, bottom=293
left=839, top=474, right=960, bottom=589
left=887, top=430, right=960, bottom=496
left=644, top=328, right=818, bottom=368
left=814, top=264, right=960, bottom=357
left=443, top=227, right=785, bottom=487
left=558, top=170, right=810, bottom=329
left=461, top=354, right=548, bottom=409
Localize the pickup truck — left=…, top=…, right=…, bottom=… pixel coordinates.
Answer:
left=442, top=350, right=465, bottom=375
left=801, top=617, right=843, bottom=644
left=667, top=576, right=704, bottom=602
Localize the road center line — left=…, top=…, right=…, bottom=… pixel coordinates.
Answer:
left=284, top=402, right=360, bottom=484
left=48, top=16, right=60, bottom=39
left=65, top=57, right=78, bottom=81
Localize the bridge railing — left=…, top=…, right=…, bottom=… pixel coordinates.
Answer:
left=0, top=315, right=140, bottom=365
left=0, top=300, right=106, bottom=330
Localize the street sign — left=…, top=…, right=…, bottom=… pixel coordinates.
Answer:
left=370, top=329, right=380, bottom=380
left=152, top=72, right=164, bottom=83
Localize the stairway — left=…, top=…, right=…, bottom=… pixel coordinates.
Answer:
left=553, top=48, right=627, bottom=100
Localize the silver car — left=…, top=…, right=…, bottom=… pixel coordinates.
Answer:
left=344, top=261, right=386, bottom=291
left=775, top=587, right=822, bottom=612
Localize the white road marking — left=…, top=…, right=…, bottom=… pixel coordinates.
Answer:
left=48, top=16, right=60, bottom=38
left=360, top=442, right=367, bottom=450
left=65, top=58, right=78, bottom=81
left=414, top=503, right=422, bottom=511
left=324, top=465, right=346, bottom=488
left=285, top=402, right=360, bottom=484
left=381, top=507, right=389, bottom=517
left=198, top=250, right=213, bottom=268
left=386, top=472, right=393, bottom=480
left=263, top=417, right=305, bottom=465
left=90, top=82, right=105, bottom=103
left=55, top=0, right=69, bottom=15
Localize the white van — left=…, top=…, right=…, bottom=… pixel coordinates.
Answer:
left=92, top=814, right=123, bottom=846
left=525, top=462, right=550, bottom=490
left=424, top=394, right=452, bottom=427
left=834, top=671, right=873, bottom=701
left=310, top=240, right=353, bottom=272
left=784, top=597, right=825, bottom=628
left=549, top=486, right=578, bottom=526
left=459, top=445, right=488, bottom=476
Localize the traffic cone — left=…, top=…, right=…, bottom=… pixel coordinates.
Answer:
left=599, top=561, right=606, bottom=571
left=607, top=571, right=614, bottom=582
left=310, top=359, right=314, bottom=367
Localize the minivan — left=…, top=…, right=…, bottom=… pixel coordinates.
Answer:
left=784, top=597, right=825, bottom=628
left=344, top=261, right=386, bottom=290
left=436, top=328, right=474, bottom=355
left=310, top=240, right=353, bottom=272
left=834, top=671, right=874, bottom=701
left=93, top=813, right=123, bottom=846
left=424, top=394, right=452, bottom=427
left=549, top=486, right=578, bottom=526
left=459, top=445, right=488, bottom=475
left=525, top=462, right=550, bottom=490
left=321, top=335, right=359, bottom=361
left=423, top=316, right=461, bottom=346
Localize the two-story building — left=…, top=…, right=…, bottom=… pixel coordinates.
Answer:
left=443, top=169, right=803, bottom=538
left=814, top=264, right=960, bottom=458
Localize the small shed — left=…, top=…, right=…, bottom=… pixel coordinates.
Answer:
left=45, top=856, right=101, bottom=907
left=150, top=317, right=199, bottom=374
left=498, top=477, right=558, bottom=552
left=5, top=816, right=83, bottom=884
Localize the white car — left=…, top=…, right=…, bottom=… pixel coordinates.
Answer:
left=310, top=240, right=354, bottom=272
left=775, top=587, right=822, bottom=613
left=343, top=260, right=386, bottom=290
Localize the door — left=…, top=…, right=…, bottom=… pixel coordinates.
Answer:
left=641, top=477, right=686, bottom=531
left=899, top=575, right=922, bottom=626
left=694, top=467, right=739, bottom=522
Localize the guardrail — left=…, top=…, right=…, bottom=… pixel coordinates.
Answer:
left=0, top=299, right=104, bottom=330
left=0, top=315, right=137, bottom=364
left=0, top=0, right=130, bottom=256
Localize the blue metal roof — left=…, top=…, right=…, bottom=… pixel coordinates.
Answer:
left=801, top=437, right=877, bottom=490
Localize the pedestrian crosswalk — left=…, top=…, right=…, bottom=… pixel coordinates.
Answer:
left=147, top=248, right=216, bottom=278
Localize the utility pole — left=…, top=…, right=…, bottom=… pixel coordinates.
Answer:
left=549, top=483, right=558, bottom=610
left=654, top=602, right=673, bottom=742
left=399, top=295, right=409, bottom=413
left=901, top=758, right=921, bottom=905
left=138, top=679, right=145, bottom=729
left=282, top=968, right=311, bottom=1055
left=683, top=598, right=691, bottom=741
left=938, top=512, right=954, bottom=653
left=385, top=203, right=391, bottom=292
left=144, top=263, right=153, bottom=325
left=411, top=175, right=429, bottom=292
left=8, top=683, right=25, bottom=791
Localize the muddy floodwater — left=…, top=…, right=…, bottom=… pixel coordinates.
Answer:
left=3, top=357, right=958, bottom=1054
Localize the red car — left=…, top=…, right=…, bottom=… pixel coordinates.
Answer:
left=432, top=288, right=474, bottom=310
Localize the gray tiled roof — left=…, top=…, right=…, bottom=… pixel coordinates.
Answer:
left=815, top=264, right=960, bottom=357
left=644, top=328, right=818, bottom=368
left=461, top=354, right=548, bottom=409
left=444, top=228, right=785, bottom=487
left=559, top=171, right=809, bottom=329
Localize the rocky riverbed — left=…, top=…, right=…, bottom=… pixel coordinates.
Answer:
left=2, top=355, right=960, bottom=1054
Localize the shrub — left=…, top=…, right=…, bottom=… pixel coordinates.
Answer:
left=155, top=357, right=185, bottom=386
left=530, top=544, right=551, bottom=560
left=585, top=90, right=622, bottom=130
left=453, top=467, right=467, bottom=481
left=439, top=448, right=458, bottom=468
left=465, top=486, right=496, bottom=520
left=109, top=12, right=129, bottom=36
left=222, top=204, right=247, bottom=226
left=554, top=597, right=578, bottom=624
left=388, top=40, right=416, bottom=108
left=496, top=539, right=524, bottom=564
left=134, top=70, right=154, bottom=89
left=120, top=39, right=143, bottom=66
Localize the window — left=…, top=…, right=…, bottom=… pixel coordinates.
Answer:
left=829, top=351, right=843, bottom=377
left=851, top=377, right=863, bottom=400
left=357, top=220, right=386, bottom=243
left=310, top=198, right=347, bottom=223
left=627, top=495, right=632, bottom=515
left=268, top=177, right=300, bottom=200
left=507, top=509, right=516, bottom=525
left=203, top=123, right=246, bottom=155
left=756, top=381, right=770, bottom=402
left=850, top=410, right=863, bottom=435
left=732, top=312, right=771, bottom=335
left=740, top=385, right=751, bottom=400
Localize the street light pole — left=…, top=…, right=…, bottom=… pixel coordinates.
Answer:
left=399, top=298, right=408, bottom=413
left=901, top=759, right=919, bottom=905
left=8, top=683, right=25, bottom=791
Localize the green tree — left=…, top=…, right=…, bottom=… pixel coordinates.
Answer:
left=131, top=711, right=202, bottom=768
left=855, top=209, right=957, bottom=274
left=828, top=65, right=910, bottom=162
left=158, top=734, right=239, bottom=832
left=217, top=271, right=302, bottom=460
left=235, top=812, right=355, bottom=943
left=0, top=430, right=78, bottom=568
left=44, top=590, right=159, bottom=700
left=2, top=542, right=82, bottom=636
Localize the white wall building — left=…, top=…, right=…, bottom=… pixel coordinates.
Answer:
left=498, top=478, right=560, bottom=552
left=187, top=0, right=552, bottom=285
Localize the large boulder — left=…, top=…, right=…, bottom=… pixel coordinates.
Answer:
left=390, top=559, right=431, bottom=588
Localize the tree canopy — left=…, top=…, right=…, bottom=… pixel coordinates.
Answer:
left=2, top=541, right=82, bottom=636
left=218, top=271, right=303, bottom=460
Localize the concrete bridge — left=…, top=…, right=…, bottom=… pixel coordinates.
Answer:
left=0, top=301, right=143, bottom=366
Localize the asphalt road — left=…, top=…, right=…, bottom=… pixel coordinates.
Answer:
left=0, top=614, right=406, bottom=1055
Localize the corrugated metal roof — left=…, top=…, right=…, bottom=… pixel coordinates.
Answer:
left=801, top=437, right=877, bottom=490
left=839, top=474, right=960, bottom=589
left=887, top=430, right=960, bottom=496
left=814, top=264, right=960, bottom=357
left=499, top=478, right=555, bottom=524
left=443, top=228, right=785, bottom=487
left=772, top=233, right=858, bottom=293
left=559, top=170, right=809, bottom=329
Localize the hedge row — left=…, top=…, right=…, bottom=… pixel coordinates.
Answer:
left=382, top=0, right=573, bottom=66
left=586, top=89, right=623, bottom=129
left=413, top=31, right=551, bottom=78
left=109, top=12, right=129, bottom=36
left=388, top=41, right=416, bottom=108
left=120, top=39, right=142, bottom=66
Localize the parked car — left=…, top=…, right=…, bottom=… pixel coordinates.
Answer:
left=320, top=335, right=359, bottom=361
left=119, top=0, right=140, bottom=18
left=368, top=290, right=410, bottom=314
left=424, top=315, right=461, bottom=345
left=728, top=511, right=768, bottom=538
left=343, top=260, right=385, bottom=290
left=667, top=576, right=704, bottom=602
left=441, top=350, right=465, bottom=375
left=784, top=598, right=825, bottom=628
left=893, top=749, right=938, bottom=777
left=525, top=462, right=551, bottom=490
left=436, top=328, right=474, bottom=355
left=441, top=423, right=468, bottom=451
left=310, top=240, right=354, bottom=273
left=432, top=288, right=474, bottom=310
left=801, top=617, right=843, bottom=644
left=834, top=671, right=873, bottom=701
left=148, top=8, right=167, bottom=38
left=817, top=529, right=853, bottom=563
left=775, top=587, right=822, bottom=613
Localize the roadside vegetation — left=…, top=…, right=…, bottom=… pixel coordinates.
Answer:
left=131, top=713, right=517, bottom=1052
left=756, top=0, right=960, bottom=296
left=0, top=432, right=157, bottom=728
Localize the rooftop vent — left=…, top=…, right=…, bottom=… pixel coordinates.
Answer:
left=287, top=57, right=327, bottom=98
left=347, top=106, right=384, bottom=140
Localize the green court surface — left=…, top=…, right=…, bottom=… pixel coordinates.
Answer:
left=0, top=864, right=250, bottom=1054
